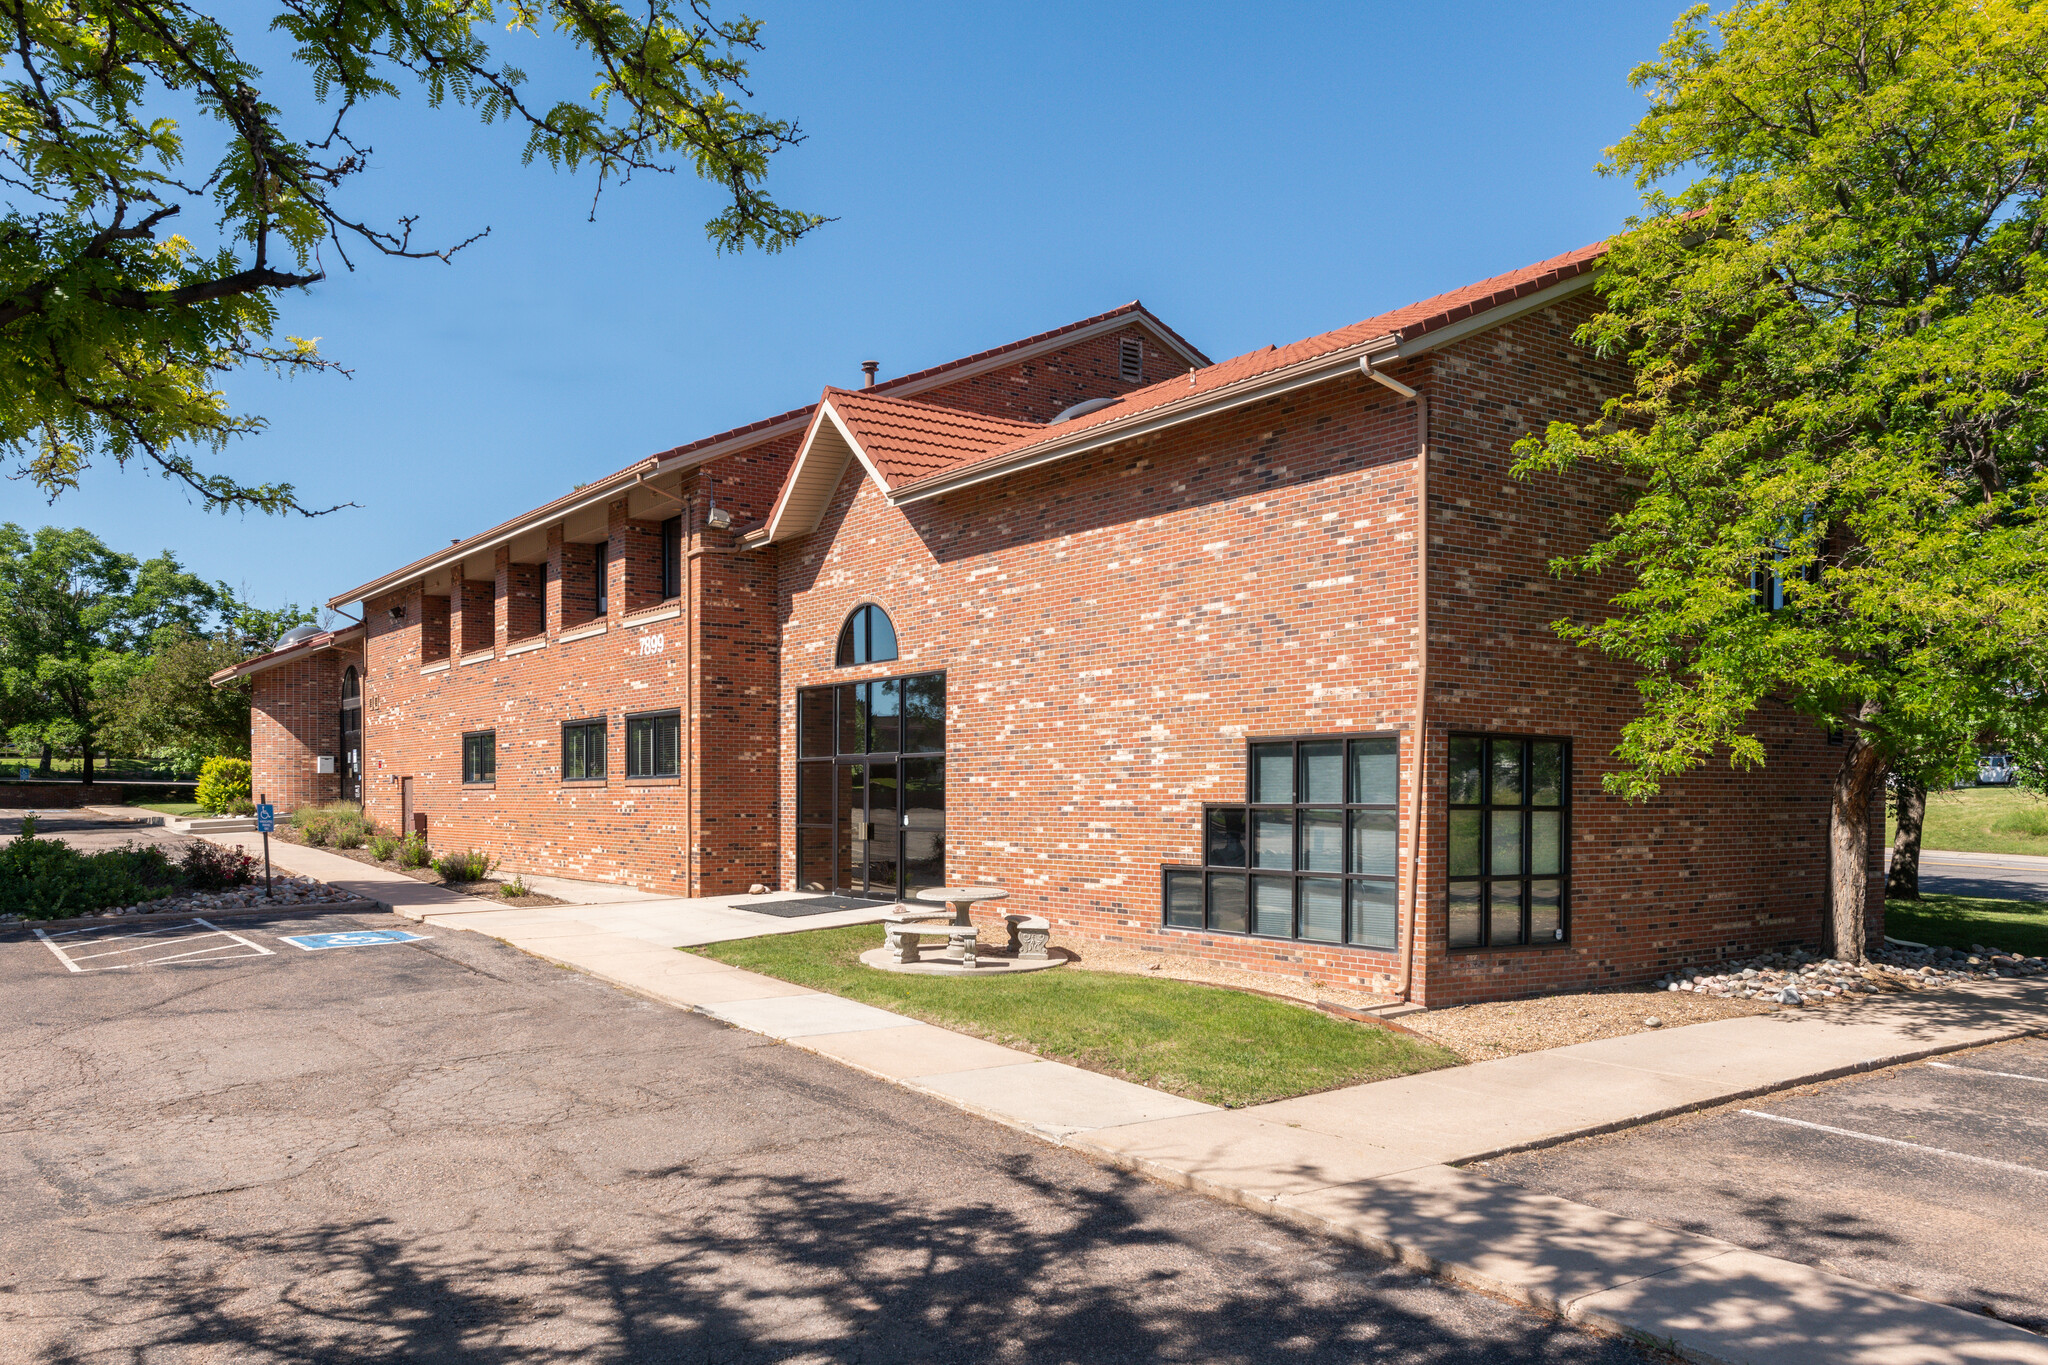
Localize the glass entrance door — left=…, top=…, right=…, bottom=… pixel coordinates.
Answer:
left=797, top=673, right=944, bottom=900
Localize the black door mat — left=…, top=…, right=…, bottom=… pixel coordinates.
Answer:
left=734, top=895, right=887, bottom=918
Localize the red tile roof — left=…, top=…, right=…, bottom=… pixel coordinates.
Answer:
left=332, top=302, right=1204, bottom=606
left=885, top=240, right=1608, bottom=496
left=648, top=301, right=1206, bottom=465
left=823, top=388, right=1045, bottom=485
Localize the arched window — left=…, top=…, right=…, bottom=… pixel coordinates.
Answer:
left=836, top=604, right=898, bottom=666
left=341, top=666, right=360, bottom=705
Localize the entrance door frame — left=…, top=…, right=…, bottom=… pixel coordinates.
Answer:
left=795, top=671, right=946, bottom=900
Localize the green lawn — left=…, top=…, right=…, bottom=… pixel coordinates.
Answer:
left=1887, top=893, right=2048, bottom=958
left=134, top=802, right=207, bottom=817
left=1889, top=786, right=2048, bottom=858
left=689, top=924, right=1460, bottom=1108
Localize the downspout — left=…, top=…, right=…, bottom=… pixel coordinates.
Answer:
left=1361, top=357, right=1428, bottom=1005
left=685, top=491, right=696, bottom=897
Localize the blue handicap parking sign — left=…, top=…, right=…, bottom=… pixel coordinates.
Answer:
left=255, top=803, right=275, bottom=832
left=280, top=930, right=428, bottom=951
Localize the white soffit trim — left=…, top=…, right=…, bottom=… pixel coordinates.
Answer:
left=1388, top=271, right=1598, bottom=360
left=764, top=405, right=858, bottom=544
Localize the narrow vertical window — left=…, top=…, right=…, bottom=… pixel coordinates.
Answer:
left=660, top=516, right=682, bottom=600
left=1447, top=734, right=1569, bottom=949
left=594, top=540, right=609, bottom=616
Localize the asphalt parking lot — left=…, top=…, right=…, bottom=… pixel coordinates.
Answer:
left=0, top=908, right=1649, bottom=1364
left=1484, top=1037, right=2048, bottom=1334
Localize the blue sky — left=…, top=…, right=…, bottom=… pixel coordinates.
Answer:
left=52, top=0, right=1679, bottom=618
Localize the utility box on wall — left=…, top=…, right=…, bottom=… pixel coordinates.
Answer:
left=316, top=755, right=336, bottom=774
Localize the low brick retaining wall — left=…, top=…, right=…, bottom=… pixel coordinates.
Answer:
left=0, top=781, right=197, bottom=808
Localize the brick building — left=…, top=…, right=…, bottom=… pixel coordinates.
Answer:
left=218, top=244, right=1882, bottom=1006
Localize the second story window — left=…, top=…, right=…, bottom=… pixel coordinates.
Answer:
left=661, top=516, right=682, bottom=600
left=836, top=603, right=898, bottom=666
left=594, top=540, right=609, bottom=616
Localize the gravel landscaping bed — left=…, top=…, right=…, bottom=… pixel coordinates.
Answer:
left=0, top=873, right=359, bottom=927
left=1657, top=939, right=2048, bottom=1003
left=1402, top=989, right=1772, bottom=1062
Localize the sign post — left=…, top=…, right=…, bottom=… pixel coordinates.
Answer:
left=255, top=796, right=275, bottom=899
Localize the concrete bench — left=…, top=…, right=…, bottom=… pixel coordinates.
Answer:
left=883, top=918, right=978, bottom=968
left=1004, top=913, right=1051, bottom=960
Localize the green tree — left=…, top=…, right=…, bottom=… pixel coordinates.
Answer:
left=97, top=632, right=276, bottom=771
left=3, top=0, right=822, bottom=515
left=0, top=523, right=301, bottom=783
left=1515, top=0, right=2048, bottom=961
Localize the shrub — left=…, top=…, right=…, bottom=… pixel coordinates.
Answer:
left=292, top=802, right=370, bottom=848
left=1997, top=807, right=2048, bottom=838
left=0, top=827, right=180, bottom=918
left=500, top=877, right=529, bottom=898
left=433, top=848, right=497, bottom=882
left=194, top=757, right=253, bottom=814
left=397, top=835, right=432, bottom=869
left=369, top=833, right=400, bottom=861
left=178, top=841, right=255, bottom=891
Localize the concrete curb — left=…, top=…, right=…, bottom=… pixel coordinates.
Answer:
left=5, top=898, right=387, bottom=934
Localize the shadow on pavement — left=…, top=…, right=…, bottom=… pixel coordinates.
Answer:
left=20, top=1159, right=1641, bottom=1364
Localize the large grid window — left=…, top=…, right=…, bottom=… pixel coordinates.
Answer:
left=626, top=711, right=680, bottom=779
left=562, top=719, right=606, bottom=782
left=1163, top=735, right=1402, bottom=949
left=462, top=731, right=495, bottom=785
left=1447, top=734, right=1569, bottom=949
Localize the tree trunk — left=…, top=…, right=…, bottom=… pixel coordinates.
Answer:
left=80, top=740, right=95, bottom=787
left=1828, top=726, right=1887, bottom=963
left=37, top=743, right=53, bottom=777
left=1885, top=779, right=1925, bottom=901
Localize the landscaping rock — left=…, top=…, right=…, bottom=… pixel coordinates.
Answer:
left=1652, top=939, right=2048, bottom=1012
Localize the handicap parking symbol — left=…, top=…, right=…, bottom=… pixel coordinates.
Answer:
left=279, top=930, right=430, bottom=951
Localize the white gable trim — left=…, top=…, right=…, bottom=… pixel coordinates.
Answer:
left=764, top=400, right=883, bottom=544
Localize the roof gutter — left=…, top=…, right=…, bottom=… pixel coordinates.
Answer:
left=887, top=334, right=1405, bottom=507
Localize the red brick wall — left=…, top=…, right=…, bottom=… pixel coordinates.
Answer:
left=774, top=296, right=1872, bottom=1004
left=250, top=646, right=359, bottom=811
left=339, top=331, right=1160, bottom=891
left=778, top=365, right=1430, bottom=995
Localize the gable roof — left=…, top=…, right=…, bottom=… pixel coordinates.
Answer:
left=328, top=302, right=1207, bottom=609
left=753, top=239, right=1606, bottom=540
left=208, top=623, right=365, bottom=686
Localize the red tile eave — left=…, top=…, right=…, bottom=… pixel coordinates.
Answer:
left=886, top=242, right=1609, bottom=498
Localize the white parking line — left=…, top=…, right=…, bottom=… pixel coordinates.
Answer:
left=1927, top=1060, right=2048, bottom=1085
left=1739, top=1109, right=2048, bottom=1179
left=32, top=917, right=275, bottom=972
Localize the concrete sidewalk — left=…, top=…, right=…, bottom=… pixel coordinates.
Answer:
left=193, top=830, right=2048, bottom=1362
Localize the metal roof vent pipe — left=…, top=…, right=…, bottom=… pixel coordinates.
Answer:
left=861, top=360, right=879, bottom=388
